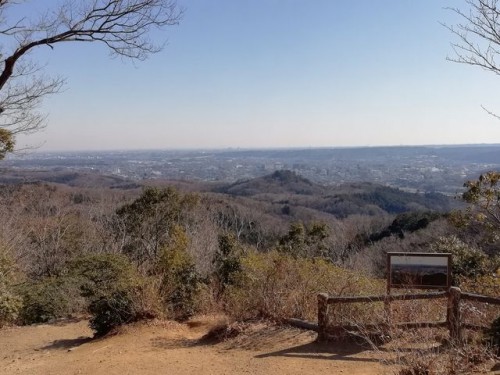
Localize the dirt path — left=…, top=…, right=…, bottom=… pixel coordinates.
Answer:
left=0, top=317, right=392, bottom=375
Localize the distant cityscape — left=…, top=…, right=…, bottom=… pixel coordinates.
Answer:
left=3, top=144, right=500, bottom=195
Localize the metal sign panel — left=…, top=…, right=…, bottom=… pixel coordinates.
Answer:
left=387, top=252, right=451, bottom=291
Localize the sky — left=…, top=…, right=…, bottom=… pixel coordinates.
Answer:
left=9, top=0, right=500, bottom=151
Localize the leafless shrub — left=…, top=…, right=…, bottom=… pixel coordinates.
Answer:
left=223, top=250, right=384, bottom=322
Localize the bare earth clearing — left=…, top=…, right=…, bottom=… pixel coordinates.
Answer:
left=0, top=317, right=392, bottom=375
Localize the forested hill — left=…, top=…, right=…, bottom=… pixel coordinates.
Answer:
left=0, top=168, right=458, bottom=218
left=214, top=170, right=458, bottom=218
left=0, top=169, right=140, bottom=189
left=215, top=170, right=326, bottom=196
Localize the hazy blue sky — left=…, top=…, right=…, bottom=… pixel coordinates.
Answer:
left=12, top=1, right=500, bottom=151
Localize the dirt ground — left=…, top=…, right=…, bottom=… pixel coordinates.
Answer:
left=0, top=316, right=395, bottom=375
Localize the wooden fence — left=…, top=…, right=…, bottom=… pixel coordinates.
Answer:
left=317, top=286, right=500, bottom=343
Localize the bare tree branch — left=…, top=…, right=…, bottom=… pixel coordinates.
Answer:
left=481, top=104, right=500, bottom=120
left=0, top=0, right=182, bottom=158
left=445, top=1, right=500, bottom=73
left=445, top=0, right=500, bottom=119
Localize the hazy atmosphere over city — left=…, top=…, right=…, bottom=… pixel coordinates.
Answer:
left=13, top=0, right=500, bottom=151
left=2, top=2, right=500, bottom=374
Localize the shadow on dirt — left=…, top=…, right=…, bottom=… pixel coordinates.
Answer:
left=41, top=336, right=93, bottom=350
left=151, top=322, right=314, bottom=350
left=254, top=340, right=379, bottom=362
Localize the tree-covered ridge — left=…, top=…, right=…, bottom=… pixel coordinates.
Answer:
left=215, top=171, right=458, bottom=218
left=216, top=170, right=324, bottom=196
left=0, top=169, right=141, bottom=189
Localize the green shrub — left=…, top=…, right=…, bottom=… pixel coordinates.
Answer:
left=115, top=186, right=198, bottom=268
left=88, top=291, right=135, bottom=336
left=88, top=284, right=161, bottom=337
left=0, top=248, right=22, bottom=326
left=17, top=277, right=82, bottom=325
left=69, top=253, right=140, bottom=299
left=213, top=233, right=242, bottom=298
left=0, top=288, right=22, bottom=326
left=69, top=253, right=159, bottom=336
left=277, top=222, right=329, bottom=258
left=431, top=236, right=491, bottom=283
left=157, top=226, right=201, bottom=321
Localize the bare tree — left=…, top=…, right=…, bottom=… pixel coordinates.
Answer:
left=446, top=0, right=500, bottom=73
left=445, top=0, right=500, bottom=118
left=0, top=0, right=182, bottom=158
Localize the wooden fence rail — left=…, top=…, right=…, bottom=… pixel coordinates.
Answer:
left=317, top=287, right=500, bottom=343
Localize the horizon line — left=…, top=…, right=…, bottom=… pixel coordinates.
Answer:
left=11, top=142, right=500, bottom=155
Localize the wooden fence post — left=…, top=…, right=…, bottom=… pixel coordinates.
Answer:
left=384, top=295, right=391, bottom=325
left=448, top=286, right=462, bottom=344
left=317, top=293, right=329, bottom=342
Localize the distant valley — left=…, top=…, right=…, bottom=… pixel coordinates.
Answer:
left=2, top=144, right=500, bottom=194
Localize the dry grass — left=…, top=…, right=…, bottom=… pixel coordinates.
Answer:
left=324, top=294, right=500, bottom=374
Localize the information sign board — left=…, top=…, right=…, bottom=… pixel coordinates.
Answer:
left=387, top=252, right=451, bottom=290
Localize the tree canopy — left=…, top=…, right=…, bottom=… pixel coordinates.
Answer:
left=463, top=171, right=500, bottom=236
left=0, top=0, right=182, bottom=158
